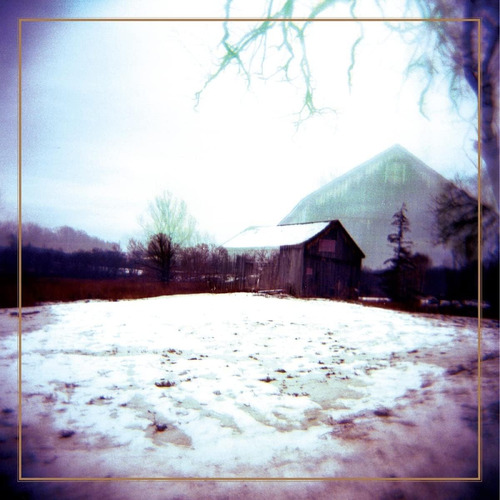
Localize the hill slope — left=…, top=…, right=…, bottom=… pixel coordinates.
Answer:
left=0, top=221, right=119, bottom=252
left=280, top=145, right=454, bottom=269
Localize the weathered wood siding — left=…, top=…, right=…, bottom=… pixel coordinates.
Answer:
left=277, top=246, right=304, bottom=295
left=226, top=220, right=363, bottom=298
left=278, top=222, right=363, bottom=298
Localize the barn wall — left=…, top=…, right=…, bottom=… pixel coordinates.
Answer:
left=277, top=246, right=304, bottom=295
left=225, top=222, right=363, bottom=298
left=306, top=225, right=362, bottom=263
left=231, top=250, right=280, bottom=291
left=302, top=224, right=362, bottom=299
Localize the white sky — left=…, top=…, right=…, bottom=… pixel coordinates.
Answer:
left=3, top=0, right=479, bottom=247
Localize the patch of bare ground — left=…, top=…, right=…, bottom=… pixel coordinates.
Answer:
left=0, top=304, right=497, bottom=500
left=319, top=351, right=499, bottom=500
left=3, top=351, right=496, bottom=500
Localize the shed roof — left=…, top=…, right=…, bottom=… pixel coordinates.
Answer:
left=223, top=221, right=331, bottom=249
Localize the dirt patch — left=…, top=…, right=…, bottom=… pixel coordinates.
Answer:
left=0, top=296, right=497, bottom=499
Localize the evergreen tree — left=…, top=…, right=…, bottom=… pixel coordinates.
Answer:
left=383, top=203, right=416, bottom=302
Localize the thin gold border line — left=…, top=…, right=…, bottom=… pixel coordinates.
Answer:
left=18, top=17, right=480, bottom=23
left=476, top=18, right=483, bottom=482
left=17, top=16, right=483, bottom=483
left=17, top=476, right=483, bottom=482
left=17, top=16, right=23, bottom=484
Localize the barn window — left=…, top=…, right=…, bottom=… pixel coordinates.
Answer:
left=319, top=239, right=336, bottom=254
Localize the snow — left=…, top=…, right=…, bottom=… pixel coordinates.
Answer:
left=0, top=293, right=498, bottom=498
left=223, top=221, right=330, bottom=249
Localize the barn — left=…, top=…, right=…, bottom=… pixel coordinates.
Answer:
left=223, top=220, right=365, bottom=299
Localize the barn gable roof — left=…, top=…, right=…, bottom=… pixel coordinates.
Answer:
left=223, top=220, right=364, bottom=258
left=223, top=221, right=330, bottom=250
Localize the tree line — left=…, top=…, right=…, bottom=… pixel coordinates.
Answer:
left=0, top=246, right=126, bottom=280
left=0, top=239, right=274, bottom=295
left=364, top=199, right=498, bottom=316
left=0, top=187, right=497, bottom=315
left=0, top=221, right=119, bottom=253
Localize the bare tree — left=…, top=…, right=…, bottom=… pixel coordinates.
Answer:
left=146, top=233, right=175, bottom=283
left=433, top=181, right=499, bottom=267
left=198, top=0, right=499, bottom=205
left=126, top=238, right=146, bottom=276
left=140, top=191, right=198, bottom=247
left=393, top=0, right=499, bottom=205
left=411, top=252, right=431, bottom=296
left=136, top=191, right=201, bottom=282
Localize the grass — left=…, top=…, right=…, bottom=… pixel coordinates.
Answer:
left=1, top=274, right=497, bottom=320
left=0, top=275, right=219, bottom=308
left=154, top=380, right=176, bottom=388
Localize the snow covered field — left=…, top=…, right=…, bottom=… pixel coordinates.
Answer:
left=0, top=293, right=498, bottom=499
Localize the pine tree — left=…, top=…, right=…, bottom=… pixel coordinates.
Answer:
left=383, top=203, right=416, bottom=302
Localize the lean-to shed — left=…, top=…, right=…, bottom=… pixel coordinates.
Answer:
left=223, top=220, right=365, bottom=299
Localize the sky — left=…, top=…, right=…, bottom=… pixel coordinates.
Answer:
left=1, top=0, right=479, bottom=248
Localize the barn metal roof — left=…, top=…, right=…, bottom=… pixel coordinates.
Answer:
left=223, top=221, right=331, bottom=249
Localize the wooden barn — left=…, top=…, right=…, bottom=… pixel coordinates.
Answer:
left=223, top=220, right=365, bottom=299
